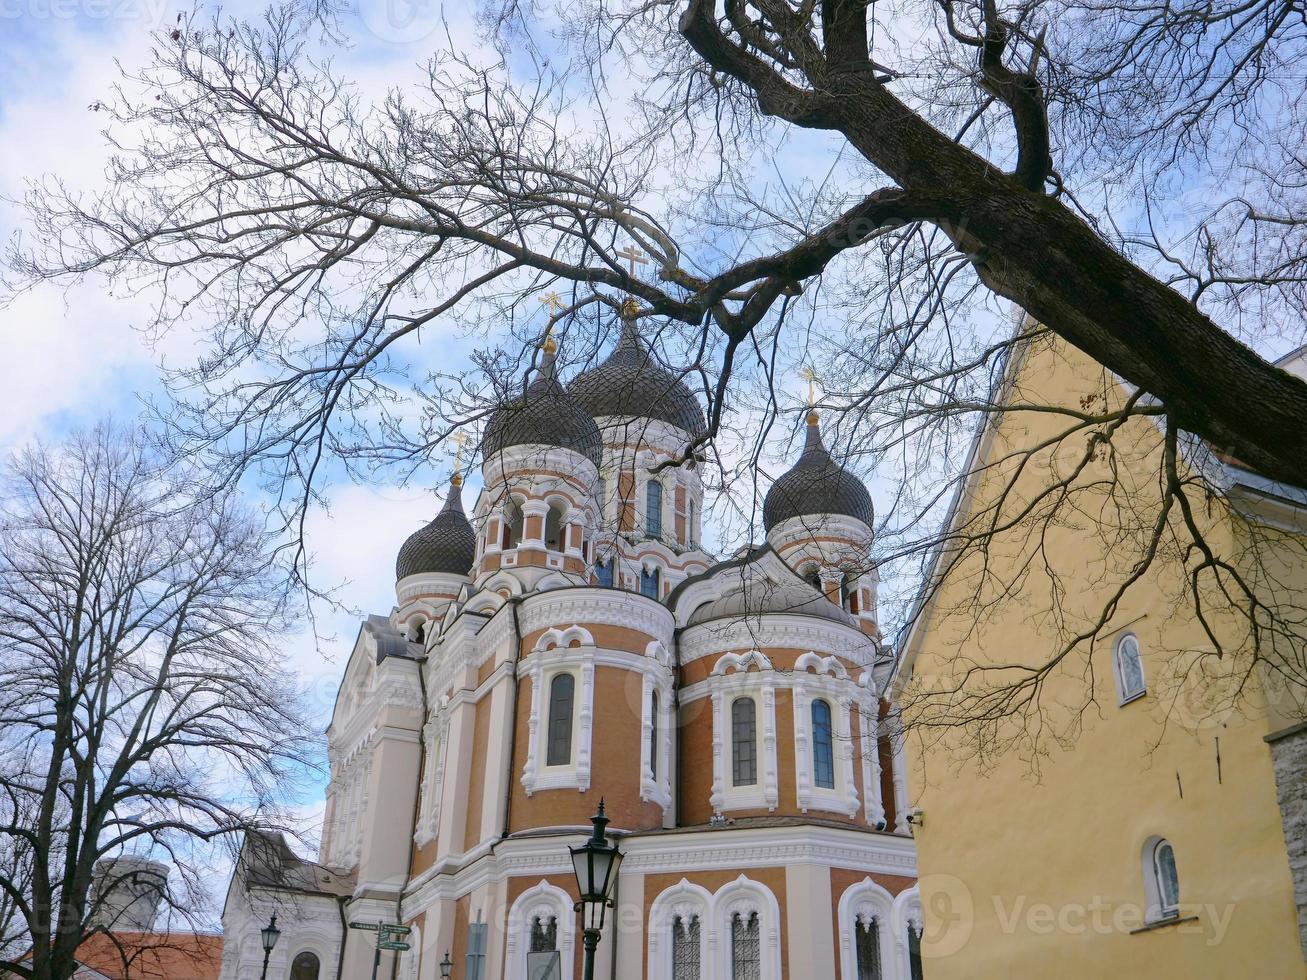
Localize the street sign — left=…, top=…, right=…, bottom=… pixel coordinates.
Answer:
left=380, top=923, right=412, bottom=935
left=378, top=940, right=411, bottom=951
left=349, top=921, right=381, bottom=931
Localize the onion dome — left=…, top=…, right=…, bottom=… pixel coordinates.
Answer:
left=482, top=338, right=603, bottom=467
left=395, top=476, right=477, bottom=580
left=762, top=410, right=874, bottom=532
left=567, top=314, right=706, bottom=438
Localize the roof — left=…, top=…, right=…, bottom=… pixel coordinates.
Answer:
left=762, top=412, right=873, bottom=532
left=395, top=478, right=477, bottom=580
left=567, top=317, right=706, bottom=438
left=236, top=831, right=354, bottom=898
left=72, top=932, right=223, bottom=980
left=482, top=346, right=603, bottom=467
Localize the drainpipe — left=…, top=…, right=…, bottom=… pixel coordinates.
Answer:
left=334, top=894, right=350, bottom=980
left=499, top=595, right=527, bottom=842
left=392, top=652, right=430, bottom=980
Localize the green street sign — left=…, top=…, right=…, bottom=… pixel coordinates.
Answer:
left=349, top=921, right=381, bottom=931
left=378, top=940, right=411, bottom=951
left=380, top=924, right=412, bottom=936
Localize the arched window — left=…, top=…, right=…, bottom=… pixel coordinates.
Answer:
left=1115, top=633, right=1146, bottom=702
left=854, top=914, right=881, bottom=980
left=530, top=915, right=558, bottom=952
left=908, top=924, right=923, bottom=980
left=730, top=911, right=761, bottom=980
left=839, top=574, right=850, bottom=610
left=1147, top=838, right=1180, bottom=918
left=803, top=566, right=822, bottom=592
left=290, top=952, right=321, bottom=980
left=640, top=566, right=661, bottom=599
left=596, top=476, right=607, bottom=520
left=687, top=498, right=696, bottom=547
left=647, top=481, right=664, bottom=538
left=650, top=690, right=660, bottom=780
left=595, top=559, right=614, bottom=588
left=505, top=499, right=525, bottom=548
left=546, top=674, right=575, bottom=767
left=812, top=699, right=835, bottom=790
left=545, top=502, right=566, bottom=551
left=731, top=698, right=757, bottom=787
left=672, top=913, right=701, bottom=980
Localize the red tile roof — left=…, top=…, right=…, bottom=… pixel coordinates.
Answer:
left=73, top=932, right=223, bottom=980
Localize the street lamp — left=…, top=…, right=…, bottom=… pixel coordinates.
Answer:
left=259, top=914, right=281, bottom=980
left=569, top=799, right=623, bottom=980
left=440, top=950, right=454, bottom=978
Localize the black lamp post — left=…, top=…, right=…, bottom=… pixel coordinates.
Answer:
left=440, top=950, right=453, bottom=978
left=259, top=913, right=281, bottom=980
left=569, top=799, right=623, bottom=980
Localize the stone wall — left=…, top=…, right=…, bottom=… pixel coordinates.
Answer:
left=1268, top=721, right=1307, bottom=962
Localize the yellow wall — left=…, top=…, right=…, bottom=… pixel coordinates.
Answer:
left=900, top=334, right=1306, bottom=978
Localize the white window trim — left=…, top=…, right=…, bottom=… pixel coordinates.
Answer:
left=640, top=642, right=675, bottom=809
left=892, top=885, right=922, bottom=980
left=648, top=878, right=712, bottom=980
left=792, top=653, right=860, bottom=818
left=838, top=878, right=897, bottom=980
left=715, top=874, right=784, bottom=980
left=710, top=653, right=779, bottom=814
left=414, top=697, right=451, bottom=846
left=505, top=880, right=575, bottom=980
left=858, top=671, right=887, bottom=829
left=1113, top=632, right=1147, bottom=705
left=1141, top=835, right=1180, bottom=922
left=521, top=627, right=596, bottom=796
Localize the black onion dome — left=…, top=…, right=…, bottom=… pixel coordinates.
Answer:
left=762, top=412, right=874, bottom=532
left=482, top=346, right=603, bottom=467
left=567, top=317, right=706, bottom=438
left=395, top=478, right=477, bottom=580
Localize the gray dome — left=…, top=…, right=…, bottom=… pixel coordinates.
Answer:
left=395, top=479, right=477, bottom=580
left=482, top=346, right=603, bottom=467
left=567, top=317, right=706, bottom=438
left=762, top=412, right=873, bottom=532
left=687, top=576, right=856, bottom=627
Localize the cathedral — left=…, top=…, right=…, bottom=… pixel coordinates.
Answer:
left=219, top=308, right=921, bottom=980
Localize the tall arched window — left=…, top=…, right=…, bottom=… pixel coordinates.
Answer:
left=854, top=915, right=881, bottom=980
left=546, top=674, right=575, bottom=767
left=812, top=699, right=835, bottom=790
left=731, top=698, right=757, bottom=787
left=290, top=952, right=321, bottom=980
left=505, top=499, right=525, bottom=548
left=650, top=690, right=660, bottom=780
left=595, top=559, right=614, bottom=588
left=544, top=502, right=566, bottom=550
left=1114, top=633, right=1146, bottom=702
left=672, top=913, right=701, bottom=980
left=687, top=498, right=696, bottom=547
left=530, top=915, right=558, bottom=952
left=640, top=566, right=661, bottom=599
left=1148, top=838, right=1180, bottom=917
left=647, top=481, right=664, bottom=538
left=730, top=911, right=761, bottom=980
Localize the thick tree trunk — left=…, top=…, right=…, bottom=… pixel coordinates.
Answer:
left=680, top=7, right=1307, bottom=489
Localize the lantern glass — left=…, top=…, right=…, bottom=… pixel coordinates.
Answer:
left=260, top=915, right=281, bottom=953
left=440, top=951, right=453, bottom=978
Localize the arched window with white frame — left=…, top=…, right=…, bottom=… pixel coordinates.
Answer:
left=811, top=698, right=835, bottom=790
left=731, top=698, right=758, bottom=787
left=544, top=501, right=566, bottom=551
left=838, top=877, right=894, bottom=980
left=506, top=881, right=575, bottom=980
left=649, top=879, right=711, bottom=980
left=714, top=876, right=782, bottom=980
left=290, top=951, right=321, bottom=980
left=647, top=480, right=664, bottom=538
left=504, top=498, right=525, bottom=548
left=1143, top=836, right=1181, bottom=920
left=546, top=673, right=575, bottom=767
left=1114, top=632, right=1146, bottom=703
left=640, top=565, right=661, bottom=599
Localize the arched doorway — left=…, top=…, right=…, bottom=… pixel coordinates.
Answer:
left=289, top=951, right=320, bottom=980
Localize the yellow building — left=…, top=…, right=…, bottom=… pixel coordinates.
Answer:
left=895, top=328, right=1307, bottom=978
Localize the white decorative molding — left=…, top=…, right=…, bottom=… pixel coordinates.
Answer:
left=648, top=878, right=713, bottom=980
left=520, top=645, right=596, bottom=796
left=712, top=875, right=784, bottom=980
left=680, top=614, right=874, bottom=668
left=505, top=880, right=577, bottom=980
left=414, top=697, right=451, bottom=847
left=791, top=660, right=861, bottom=818
left=709, top=652, right=779, bottom=814
left=892, top=885, right=923, bottom=979
left=838, top=877, right=898, bottom=980
left=639, top=665, right=674, bottom=809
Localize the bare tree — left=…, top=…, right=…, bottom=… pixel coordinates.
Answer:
left=4, top=0, right=1306, bottom=743
left=0, top=427, right=312, bottom=980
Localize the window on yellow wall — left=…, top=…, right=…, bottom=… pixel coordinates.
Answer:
left=1114, top=633, right=1146, bottom=703
left=1145, top=837, right=1181, bottom=919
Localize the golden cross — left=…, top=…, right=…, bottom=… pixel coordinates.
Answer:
left=617, top=245, right=648, bottom=277
left=451, top=430, right=470, bottom=469
left=799, top=366, right=822, bottom=407
left=539, top=291, right=565, bottom=318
